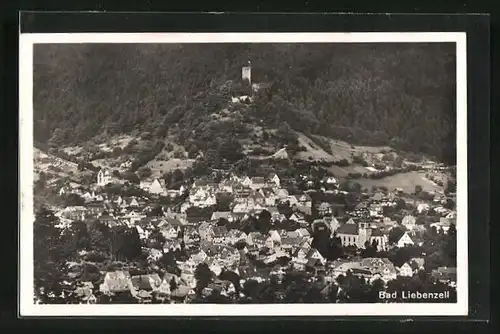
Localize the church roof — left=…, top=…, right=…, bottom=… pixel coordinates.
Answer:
left=251, top=177, right=266, bottom=184
left=336, top=224, right=358, bottom=235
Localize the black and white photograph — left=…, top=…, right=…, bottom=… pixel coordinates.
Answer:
left=19, top=32, right=468, bottom=316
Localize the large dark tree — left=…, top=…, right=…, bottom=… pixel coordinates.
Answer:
left=444, top=223, right=457, bottom=266
left=217, top=217, right=229, bottom=227
left=147, top=205, right=163, bottom=217
left=169, top=276, right=178, bottom=292
left=69, top=220, right=91, bottom=251
left=123, top=227, right=143, bottom=261
left=215, top=194, right=233, bottom=212
left=282, top=272, right=311, bottom=303
left=242, top=279, right=260, bottom=300
left=194, top=263, right=214, bottom=297
left=361, top=239, right=379, bottom=258
left=33, top=207, right=71, bottom=303
left=87, top=221, right=109, bottom=253
left=311, top=230, right=343, bottom=261
left=388, top=226, right=406, bottom=245
left=148, top=227, right=166, bottom=250
left=160, top=251, right=181, bottom=276
left=218, top=269, right=241, bottom=294
left=257, top=210, right=272, bottom=234
left=62, top=193, right=85, bottom=206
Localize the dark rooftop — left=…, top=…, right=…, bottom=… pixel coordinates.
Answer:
left=336, top=224, right=358, bottom=235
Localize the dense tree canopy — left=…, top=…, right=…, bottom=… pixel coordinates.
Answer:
left=34, top=207, right=75, bottom=303
left=34, top=43, right=456, bottom=164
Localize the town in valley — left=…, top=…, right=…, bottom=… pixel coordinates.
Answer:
left=31, top=43, right=458, bottom=305
left=33, top=134, right=458, bottom=305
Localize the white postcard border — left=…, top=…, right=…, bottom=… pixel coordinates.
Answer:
left=19, top=32, right=468, bottom=317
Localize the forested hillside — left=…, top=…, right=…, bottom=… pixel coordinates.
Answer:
left=33, top=43, right=456, bottom=164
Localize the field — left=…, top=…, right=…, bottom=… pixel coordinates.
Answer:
left=99, top=135, right=135, bottom=152
left=61, top=135, right=136, bottom=155
left=292, top=133, right=392, bottom=178
left=90, top=140, right=196, bottom=178
left=295, top=133, right=336, bottom=162
left=328, top=164, right=373, bottom=178
left=34, top=148, right=79, bottom=177
left=61, top=146, right=83, bottom=155
left=151, top=137, right=187, bottom=160
left=146, top=158, right=195, bottom=179
left=355, top=171, right=443, bottom=194
left=354, top=143, right=393, bottom=154
left=294, top=132, right=393, bottom=164
left=91, top=158, right=118, bottom=170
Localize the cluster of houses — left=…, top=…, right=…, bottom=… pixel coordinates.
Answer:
left=49, top=165, right=457, bottom=304
left=78, top=270, right=196, bottom=304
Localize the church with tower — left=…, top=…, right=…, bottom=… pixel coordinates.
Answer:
left=96, top=169, right=111, bottom=187
left=335, top=219, right=388, bottom=251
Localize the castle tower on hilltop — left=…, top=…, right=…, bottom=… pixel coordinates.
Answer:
left=242, top=61, right=251, bottom=85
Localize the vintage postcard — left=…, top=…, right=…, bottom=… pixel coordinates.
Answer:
left=19, top=32, right=467, bottom=316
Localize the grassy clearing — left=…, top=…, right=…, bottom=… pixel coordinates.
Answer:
left=355, top=171, right=443, bottom=194
left=295, top=132, right=392, bottom=164
left=90, top=159, right=117, bottom=170
left=295, top=133, right=336, bottom=161
left=146, top=158, right=195, bottom=179
left=34, top=148, right=79, bottom=177
left=354, top=144, right=393, bottom=154
left=98, top=135, right=136, bottom=152
left=62, top=146, right=83, bottom=155
left=152, top=137, right=186, bottom=161
left=327, top=164, right=373, bottom=178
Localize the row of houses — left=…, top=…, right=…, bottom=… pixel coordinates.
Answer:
left=75, top=258, right=456, bottom=304
left=97, top=270, right=196, bottom=303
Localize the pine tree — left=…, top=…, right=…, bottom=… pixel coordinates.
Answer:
left=169, top=277, right=178, bottom=292
left=33, top=207, right=69, bottom=303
